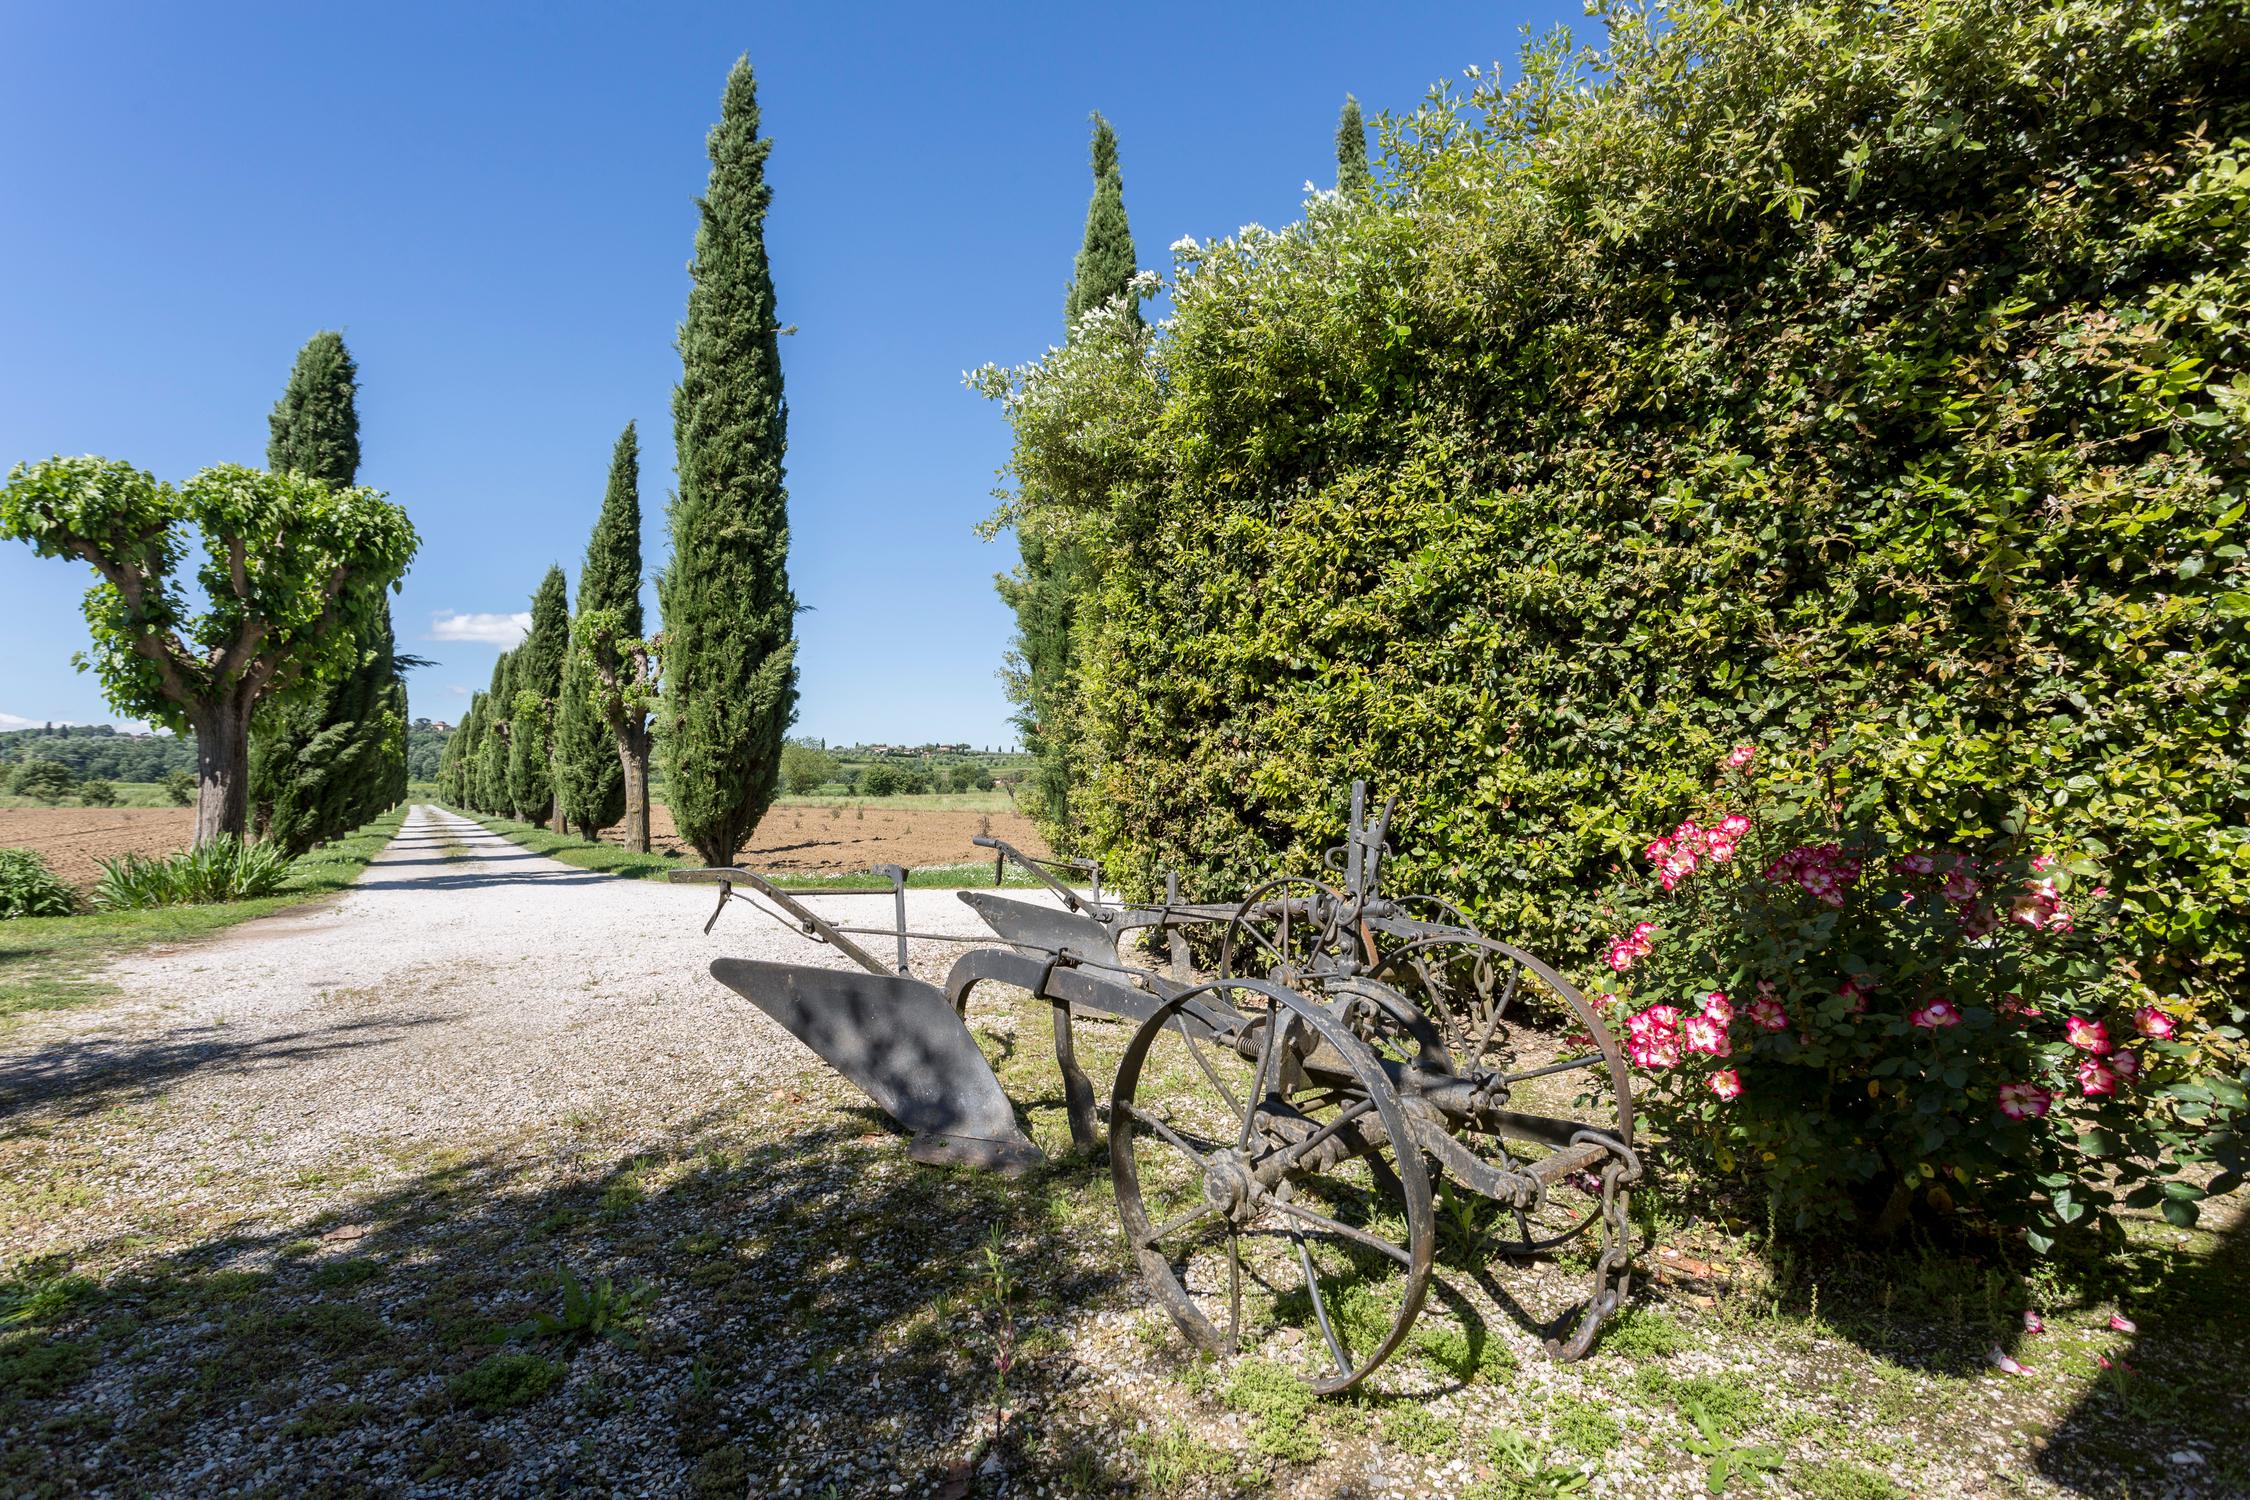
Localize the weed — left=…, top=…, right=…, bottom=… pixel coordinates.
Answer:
left=1797, top=1459, right=1902, bottom=1500
left=284, top=1397, right=373, bottom=1438
left=0, top=1335, right=94, bottom=1399
left=0, top=1258, right=97, bottom=1329
left=979, top=1225, right=1017, bottom=1455
left=309, top=1258, right=382, bottom=1290
left=1600, top=1306, right=1687, bottom=1359
left=1224, top=1357, right=1320, bottom=1462
left=1132, top=1420, right=1251, bottom=1489
left=1381, top=1401, right=1460, bottom=1456
left=448, top=1351, right=563, bottom=1412
left=507, top=1267, right=651, bottom=1351
left=1411, top=1317, right=1517, bottom=1383
left=1681, top=1402, right=1783, bottom=1494
left=1476, top=1429, right=1590, bottom=1498
left=1547, top=1394, right=1622, bottom=1457
left=1669, top=1372, right=1762, bottom=1436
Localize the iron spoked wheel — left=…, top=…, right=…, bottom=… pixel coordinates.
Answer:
left=1218, top=877, right=1359, bottom=993
left=1371, top=936, right=1634, bottom=1256
left=1110, top=979, right=1434, bottom=1394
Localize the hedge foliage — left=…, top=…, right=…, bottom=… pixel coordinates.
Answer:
left=977, top=0, right=2248, bottom=1225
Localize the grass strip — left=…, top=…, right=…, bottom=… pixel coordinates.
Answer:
left=449, top=808, right=1049, bottom=890
left=0, top=807, right=409, bottom=1025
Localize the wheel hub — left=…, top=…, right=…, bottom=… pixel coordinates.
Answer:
left=1202, top=1147, right=1264, bottom=1225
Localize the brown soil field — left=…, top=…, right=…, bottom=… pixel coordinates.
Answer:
left=602, top=802, right=1052, bottom=872
left=0, top=806, right=195, bottom=889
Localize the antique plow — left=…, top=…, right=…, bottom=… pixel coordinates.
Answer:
left=671, top=785, right=1642, bottom=1390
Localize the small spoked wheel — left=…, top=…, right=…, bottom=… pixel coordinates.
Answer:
left=1372, top=936, right=1634, bottom=1255
left=1110, top=979, right=1434, bottom=1393
left=1218, top=878, right=1359, bottom=992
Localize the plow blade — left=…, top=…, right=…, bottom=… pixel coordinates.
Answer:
left=957, top=891, right=1121, bottom=966
left=710, top=958, right=1042, bottom=1175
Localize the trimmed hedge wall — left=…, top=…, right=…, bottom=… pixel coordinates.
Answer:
left=983, top=0, right=2248, bottom=1032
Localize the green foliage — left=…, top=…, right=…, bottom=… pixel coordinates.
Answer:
left=161, top=769, right=195, bottom=806
left=0, top=457, right=417, bottom=842
left=1598, top=1307, right=1686, bottom=1360
left=447, top=1351, right=562, bottom=1413
left=858, top=762, right=922, bottom=797
left=1335, top=94, right=1370, bottom=193
left=1599, top=753, right=2247, bottom=1239
left=9, top=759, right=77, bottom=803
left=1222, top=1357, right=1320, bottom=1461
left=0, top=725, right=195, bottom=782
left=250, top=332, right=408, bottom=852
left=1474, top=1430, right=1590, bottom=1499
left=1545, top=1395, right=1621, bottom=1458
left=662, top=55, right=798, bottom=867
left=92, top=836, right=293, bottom=909
left=508, top=567, right=570, bottom=822
left=780, top=741, right=838, bottom=794
left=0, top=849, right=78, bottom=919
left=77, top=779, right=117, bottom=806
left=1064, top=113, right=1140, bottom=328
left=506, top=1267, right=649, bottom=1351
left=1380, top=1401, right=1460, bottom=1456
left=474, top=654, right=515, bottom=816
left=1681, top=1402, right=1783, bottom=1494
left=978, top=0, right=2250, bottom=1232
left=557, top=424, right=643, bottom=837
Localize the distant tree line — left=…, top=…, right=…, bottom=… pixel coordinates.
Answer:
left=0, top=726, right=196, bottom=781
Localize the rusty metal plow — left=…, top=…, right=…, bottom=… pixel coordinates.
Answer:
left=670, top=784, right=1642, bottom=1391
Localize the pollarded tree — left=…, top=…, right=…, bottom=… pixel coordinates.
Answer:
left=0, top=459, right=417, bottom=844
left=662, top=56, right=798, bottom=866
left=556, top=423, right=641, bottom=839
left=507, top=566, right=569, bottom=826
left=1336, top=95, right=1371, bottom=193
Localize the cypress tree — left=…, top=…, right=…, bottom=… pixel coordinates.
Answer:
left=476, top=653, right=514, bottom=815
left=1063, top=114, right=1139, bottom=326
left=661, top=56, right=798, bottom=867
left=248, top=332, right=412, bottom=853
left=1336, top=95, right=1372, bottom=193
left=507, top=567, right=569, bottom=825
left=556, top=424, right=641, bottom=841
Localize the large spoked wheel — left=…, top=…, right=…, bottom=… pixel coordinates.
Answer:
left=1372, top=935, right=1634, bottom=1256
left=1218, top=878, right=1360, bottom=992
left=1110, top=979, right=1435, bottom=1394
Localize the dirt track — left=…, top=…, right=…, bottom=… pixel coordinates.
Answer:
left=601, top=800, right=1051, bottom=871
left=0, top=806, right=194, bottom=889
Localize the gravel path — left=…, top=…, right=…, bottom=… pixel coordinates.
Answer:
left=2, top=804, right=1043, bottom=1259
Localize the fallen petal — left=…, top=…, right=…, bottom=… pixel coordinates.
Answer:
left=1987, top=1345, right=2035, bottom=1376
left=2109, top=1313, right=2137, bottom=1334
left=2021, top=1310, right=2045, bottom=1334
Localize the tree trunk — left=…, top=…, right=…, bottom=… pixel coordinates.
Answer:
left=191, top=699, right=255, bottom=847
left=616, top=719, right=651, bottom=854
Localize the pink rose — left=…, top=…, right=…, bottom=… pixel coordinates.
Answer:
left=1683, top=1014, right=1731, bottom=1057
left=1724, top=745, right=1755, bottom=769
left=1910, top=999, right=1963, bottom=1029
left=1708, top=1068, right=1743, bottom=1099
left=1997, top=1082, right=2052, bottom=1120
left=1700, top=991, right=1734, bottom=1027
left=2077, top=1056, right=2118, bottom=1096
left=2133, top=1007, right=2175, bottom=1040
left=2064, top=1017, right=2111, bottom=1055
left=1748, top=997, right=1789, bottom=1031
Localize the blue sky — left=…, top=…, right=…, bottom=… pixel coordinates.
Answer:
left=0, top=1, right=1576, bottom=746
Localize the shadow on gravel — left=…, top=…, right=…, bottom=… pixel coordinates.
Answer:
left=0, top=1093, right=1144, bottom=1497
left=0, top=1015, right=451, bottom=1124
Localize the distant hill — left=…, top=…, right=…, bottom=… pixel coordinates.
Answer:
left=0, top=724, right=195, bottom=780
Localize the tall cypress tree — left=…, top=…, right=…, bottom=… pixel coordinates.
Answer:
left=508, top=566, right=569, bottom=825
left=1063, top=114, right=1139, bottom=326
left=476, top=652, right=514, bottom=815
left=1336, top=95, right=1372, bottom=193
left=556, top=424, right=641, bottom=840
left=662, top=56, right=798, bottom=867
left=249, top=332, right=409, bottom=853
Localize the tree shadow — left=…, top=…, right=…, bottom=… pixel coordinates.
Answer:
left=0, top=1013, right=451, bottom=1124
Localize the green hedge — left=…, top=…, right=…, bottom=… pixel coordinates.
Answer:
left=982, top=0, right=2248, bottom=1026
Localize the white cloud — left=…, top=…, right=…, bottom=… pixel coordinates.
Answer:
left=448, top=684, right=470, bottom=696
left=0, top=712, right=158, bottom=734
left=428, top=611, right=532, bottom=647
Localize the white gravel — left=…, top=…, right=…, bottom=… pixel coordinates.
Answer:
left=3, top=804, right=1055, bottom=1250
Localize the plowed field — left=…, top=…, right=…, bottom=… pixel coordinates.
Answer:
left=0, top=806, right=195, bottom=889
left=601, top=801, right=1051, bottom=872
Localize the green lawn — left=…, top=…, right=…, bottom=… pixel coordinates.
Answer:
left=0, top=807, right=407, bottom=1025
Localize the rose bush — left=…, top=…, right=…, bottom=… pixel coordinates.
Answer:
left=1589, top=742, right=2247, bottom=1244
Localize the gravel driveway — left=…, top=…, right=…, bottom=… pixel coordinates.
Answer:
left=3, top=805, right=1044, bottom=1261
